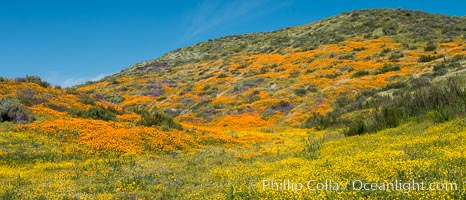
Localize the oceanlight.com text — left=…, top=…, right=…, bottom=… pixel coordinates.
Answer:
left=260, top=179, right=460, bottom=193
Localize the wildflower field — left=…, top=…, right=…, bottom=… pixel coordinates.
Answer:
left=1, top=117, right=465, bottom=199
left=1, top=9, right=466, bottom=199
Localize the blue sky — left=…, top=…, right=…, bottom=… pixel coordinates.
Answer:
left=1, top=0, right=465, bottom=87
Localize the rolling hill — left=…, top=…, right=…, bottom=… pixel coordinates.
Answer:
left=1, top=8, right=466, bottom=199
left=79, top=9, right=466, bottom=128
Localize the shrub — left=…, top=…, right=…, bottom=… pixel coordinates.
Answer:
left=107, top=77, right=119, bottom=84
left=16, top=88, right=48, bottom=106
left=294, top=88, right=307, bottom=97
left=378, top=64, right=401, bottom=74
left=271, top=101, right=293, bottom=113
left=247, top=90, right=261, bottom=103
left=382, top=22, right=398, bottom=35
left=305, top=68, right=318, bottom=74
left=203, top=84, right=211, bottom=91
left=433, top=62, right=447, bottom=72
left=69, top=106, right=116, bottom=121
left=319, top=73, right=341, bottom=79
left=383, top=81, right=408, bottom=90
left=217, top=73, right=228, bottom=78
left=78, top=94, right=96, bottom=105
left=432, top=62, right=449, bottom=76
left=388, top=51, right=404, bottom=62
left=448, top=62, right=461, bottom=68
left=262, top=108, right=275, bottom=119
left=328, top=52, right=338, bottom=58
left=103, top=93, right=125, bottom=104
left=424, top=41, right=437, bottom=51
left=14, top=75, right=51, bottom=88
left=135, top=108, right=182, bottom=130
left=418, top=54, right=443, bottom=62
left=289, top=70, right=301, bottom=78
left=334, top=95, right=352, bottom=107
left=352, top=47, right=366, bottom=51
left=338, top=53, right=354, bottom=60
left=303, top=112, right=336, bottom=130
left=351, top=70, right=370, bottom=78
left=237, top=64, right=248, bottom=69
left=450, top=55, right=464, bottom=62
left=213, top=102, right=226, bottom=109
left=304, top=76, right=466, bottom=136
left=345, top=119, right=366, bottom=136
left=0, top=98, right=33, bottom=123
left=307, top=86, right=319, bottom=93
left=258, top=67, right=269, bottom=74
left=339, top=65, right=354, bottom=72
left=381, top=48, right=392, bottom=54
left=44, top=102, right=68, bottom=112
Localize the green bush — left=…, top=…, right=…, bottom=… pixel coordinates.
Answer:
left=345, top=119, right=366, bottom=136
left=433, top=68, right=448, bottom=77
left=262, top=108, right=275, bottom=119
left=14, top=75, right=51, bottom=88
left=378, top=64, right=401, bottom=74
left=0, top=98, right=33, bottom=123
left=418, top=55, right=443, bottom=62
left=294, top=88, right=307, bottom=97
left=339, top=65, right=354, bottom=72
left=388, top=51, right=404, bottom=62
left=69, top=106, right=116, bottom=121
left=382, top=22, right=398, bottom=35
left=103, top=93, right=125, bottom=104
left=78, top=94, right=96, bottom=105
left=382, top=81, right=407, bottom=90
left=217, top=73, right=228, bottom=78
left=304, top=112, right=337, bottom=130
left=352, top=47, right=366, bottom=51
left=304, top=76, right=466, bottom=136
left=450, top=55, right=464, bottom=62
left=351, top=70, right=370, bottom=78
left=15, top=88, right=49, bottom=106
left=424, top=41, right=437, bottom=51
left=107, top=77, right=119, bottom=84
left=44, top=102, right=68, bottom=112
left=135, top=108, right=182, bottom=130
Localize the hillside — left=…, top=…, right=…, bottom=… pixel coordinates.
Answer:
left=78, top=9, right=466, bottom=128
left=1, top=8, right=466, bottom=199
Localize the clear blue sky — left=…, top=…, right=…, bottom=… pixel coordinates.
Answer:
left=1, top=0, right=465, bottom=87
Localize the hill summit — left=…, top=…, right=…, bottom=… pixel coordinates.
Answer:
left=79, top=8, right=466, bottom=128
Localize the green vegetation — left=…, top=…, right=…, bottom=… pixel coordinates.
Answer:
left=418, top=54, right=443, bottom=62
left=351, top=70, right=369, bottom=78
left=78, top=94, right=96, bottom=106
left=304, top=76, right=466, bottom=136
left=68, top=106, right=117, bottom=121
left=135, top=108, right=182, bottom=130
left=15, top=88, right=49, bottom=106
left=14, top=75, right=51, bottom=88
left=424, top=41, right=438, bottom=52
left=377, top=64, right=401, bottom=74
left=0, top=98, right=33, bottom=123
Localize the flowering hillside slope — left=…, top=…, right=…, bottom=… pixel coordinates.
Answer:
left=1, top=8, right=466, bottom=199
